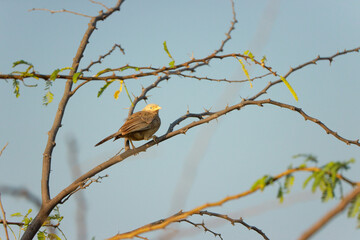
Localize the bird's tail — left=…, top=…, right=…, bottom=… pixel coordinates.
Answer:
left=95, top=133, right=119, bottom=147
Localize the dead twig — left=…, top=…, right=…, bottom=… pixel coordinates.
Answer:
left=28, top=8, right=92, bottom=18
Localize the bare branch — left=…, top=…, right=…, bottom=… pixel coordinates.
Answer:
left=199, top=211, right=269, bottom=240
left=0, top=193, right=10, bottom=240
left=28, top=8, right=92, bottom=18
left=263, top=99, right=360, bottom=147
left=213, top=0, right=237, bottom=55
left=179, top=219, right=223, bottom=239
left=298, top=186, right=360, bottom=240
left=177, top=72, right=272, bottom=84
left=81, top=43, right=125, bottom=73
left=89, top=0, right=110, bottom=11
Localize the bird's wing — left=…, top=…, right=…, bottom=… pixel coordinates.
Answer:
left=120, top=111, right=156, bottom=135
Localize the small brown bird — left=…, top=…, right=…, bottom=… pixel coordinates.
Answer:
left=95, top=104, right=161, bottom=148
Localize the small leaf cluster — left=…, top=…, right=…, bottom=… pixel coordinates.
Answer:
left=11, top=60, right=38, bottom=98
left=302, top=158, right=355, bottom=202
left=9, top=207, right=66, bottom=240
left=44, top=67, right=73, bottom=106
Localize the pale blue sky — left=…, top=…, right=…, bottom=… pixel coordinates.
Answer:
left=1, top=0, right=360, bottom=239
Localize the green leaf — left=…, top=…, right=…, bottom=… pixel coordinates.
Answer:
left=11, top=212, right=22, bottom=217
left=43, top=91, right=54, bottom=106
left=284, top=175, right=295, bottom=192
left=50, top=69, right=61, bottom=81
left=163, top=41, right=175, bottom=67
left=277, top=186, right=284, bottom=203
left=303, top=174, right=314, bottom=189
left=312, top=171, right=325, bottom=193
left=348, top=194, right=360, bottom=218
left=243, top=50, right=255, bottom=60
left=97, top=80, right=114, bottom=98
left=12, top=60, right=33, bottom=68
left=48, top=233, right=62, bottom=240
left=280, top=75, right=298, bottom=101
left=60, top=67, right=72, bottom=72
left=261, top=55, right=267, bottom=65
left=12, top=79, right=20, bottom=98
left=95, top=68, right=112, bottom=77
left=37, top=231, right=46, bottom=240
left=72, top=72, right=82, bottom=84
left=120, top=66, right=140, bottom=72
left=293, top=154, right=318, bottom=164
left=251, top=175, right=273, bottom=191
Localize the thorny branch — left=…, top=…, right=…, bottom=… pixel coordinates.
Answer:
left=199, top=211, right=269, bottom=240
left=81, top=43, right=125, bottom=73
left=179, top=219, right=223, bottom=240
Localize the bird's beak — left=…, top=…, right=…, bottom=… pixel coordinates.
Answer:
left=156, top=106, right=162, bottom=110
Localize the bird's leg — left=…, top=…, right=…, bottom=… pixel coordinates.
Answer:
left=129, top=139, right=136, bottom=149
left=152, top=135, right=159, bottom=145
left=124, top=138, right=130, bottom=151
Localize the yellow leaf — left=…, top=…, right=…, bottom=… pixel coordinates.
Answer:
left=114, top=90, right=120, bottom=100
left=236, top=57, right=253, bottom=88
left=280, top=76, right=298, bottom=101
left=120, top=80, right=123, bottom=93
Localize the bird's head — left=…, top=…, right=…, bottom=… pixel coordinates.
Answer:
left=143, top=104, right=162, bottom=113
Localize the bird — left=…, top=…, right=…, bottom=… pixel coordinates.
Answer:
left=95, top=104, right=161, bottom=149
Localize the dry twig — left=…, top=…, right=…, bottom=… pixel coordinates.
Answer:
left=0, top=193, right=10, bottom=240
left=29, top=8, right=92, bottom=18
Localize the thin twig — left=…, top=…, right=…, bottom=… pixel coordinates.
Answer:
left=81, top=43, right=125, bottom=73
left=0, top=219, right=59, bottom=228
left=199, top=211, right=269, bottom=240
left=298, top=186, right=360, bottom=240
left=0, top=142, right=8, bottom=157
left=179, top=219, right=223, bottom=240
left=28, top=8, right=92, bottom=18
left=89, top=0, right=110, bottom=11
left=177, top=72, right=272, bottom=84
left=0, top=193, right=10, bottom=240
